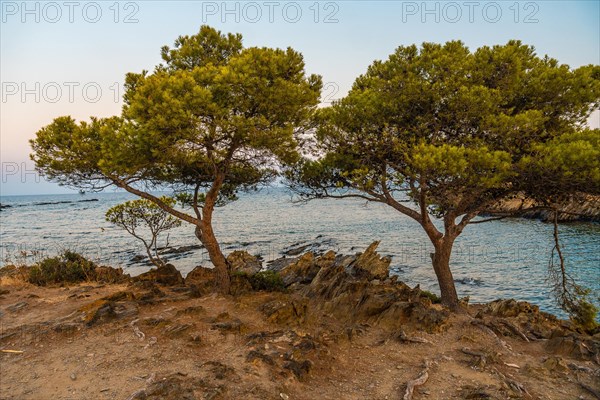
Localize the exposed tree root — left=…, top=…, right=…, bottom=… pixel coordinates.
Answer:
left=403, top=360, right=432, bottom=400
left=461, top=347, right=489, bottom=369
left=397, top=330, right=432, bottom=344
left=498, top=319, right=529, bottom=342
left=470, top=319, right=513, bottom=353
left=492, top=367, right=531, bottom=398
left=580, top=383, right=600, bottom=399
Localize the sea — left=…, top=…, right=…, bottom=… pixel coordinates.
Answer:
left=1, top=187, right=598, bottom=318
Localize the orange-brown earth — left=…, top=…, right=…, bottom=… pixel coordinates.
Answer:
left=1, top=245, right=599, bottom=400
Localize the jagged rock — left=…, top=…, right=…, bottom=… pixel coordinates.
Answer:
left=350, top=241, right=390, bottom=280
left=246, top=349, right=275, bottom=365
left=80, top=300, right=116, bottom=326
left=476, top=298, right=562, bottom=340
left=95, top=266, right=129, bottom=283
left=282, top=243, right=312, bottom=256
left=133, top=264, right=184, bottom=286
left=279, top=253, right=320, bottom=286
left=227, top=251, right=262, bottom=275
left=315, top=250, right=337, bottom=269
left=79, top=300, right=138, bottom=326
left=260, top=299, right=308, bottom=325
left=136, top=285, right=166, bottom=304
left=477, top=299, right=538, bottom=318
left=300, top=244, right=448, bottom=333
left=486, top=193, right=600, bottom=222
left=53, top=322, right=79, bottom=334
left=374, top=301, right=449, bottom=333
left=542, top=356, right=569, bottom=372
left=266, top=257, right=297, bottom=272
left=283, top=359, right=312, bottom=380
left=545, top=334, right=600, bottom=361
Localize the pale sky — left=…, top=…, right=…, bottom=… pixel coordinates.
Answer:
left=1, top=0, right=599, bottom=195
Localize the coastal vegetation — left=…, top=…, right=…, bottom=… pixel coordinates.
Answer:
left=285, top=41, right=600, bottom=313
left=28, top=26, right=599, bottom=325
left=1, top=243, right=599, bottom=399
left=30, top=25, right=322, bottom=294
left=28, top=250, right=97, bottom=286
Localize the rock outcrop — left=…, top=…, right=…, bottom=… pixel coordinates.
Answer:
left=133, top=264, right=184, bottom=286
left=486, top=193, right=600, bottom=222
left=227, top=251, right=262, bottom=275
left=269, top=242, right=449, bottom=333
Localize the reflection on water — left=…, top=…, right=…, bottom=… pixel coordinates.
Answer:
left=1, top=188, right=598, bottom=318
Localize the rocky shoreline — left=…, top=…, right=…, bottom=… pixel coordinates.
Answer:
left=1, top=244, right=599, bottom=399
left=485, top=194, right=600, bottom=222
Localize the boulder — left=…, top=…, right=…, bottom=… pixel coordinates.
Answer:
left=95, top=266, right=129, bottom=283
left=134, top=264, right=184, bottom=286
left=185, top=265, right=215, bottom=285
left=227, top=251, right=262, bottom=275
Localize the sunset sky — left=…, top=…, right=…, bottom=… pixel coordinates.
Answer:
left=2, top=0, right=599, bottom=195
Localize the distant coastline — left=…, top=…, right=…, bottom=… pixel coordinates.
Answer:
left=486, top=194, right=600, bottom=222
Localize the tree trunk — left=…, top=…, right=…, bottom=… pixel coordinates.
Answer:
left=195, top=224, right=231, bottom=294
left=431, top=239, right=459, bottom=310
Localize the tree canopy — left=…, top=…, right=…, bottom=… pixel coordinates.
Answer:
left=287, top=40, right=600, bottom=308
left=31, top=25, right=322, bottom=291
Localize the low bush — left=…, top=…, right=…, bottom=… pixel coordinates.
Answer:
left=233, top=270, right=285, bottom=292
left=29, top=251, right=97, bottom=285
left=250, top=270, right=285, bottom=292
left=569, top=298, right=599, bottom=333
left=420, top=290, right=441, bottom=304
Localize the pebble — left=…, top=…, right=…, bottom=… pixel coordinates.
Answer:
left=70, top=373, right=77, bottom=381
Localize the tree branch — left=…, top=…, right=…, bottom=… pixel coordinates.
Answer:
left=112, top=177, right=200, bottom=226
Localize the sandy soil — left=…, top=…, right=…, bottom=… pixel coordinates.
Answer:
left=1, top=279, right=599, bottom=400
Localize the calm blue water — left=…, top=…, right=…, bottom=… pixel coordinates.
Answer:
left=1, top=188, right=598, bottom=318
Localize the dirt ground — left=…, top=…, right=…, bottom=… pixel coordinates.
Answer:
left=1, top=278, right=599, bottom=400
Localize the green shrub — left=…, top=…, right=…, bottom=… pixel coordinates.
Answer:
left=29, top=251, right=97, bottom=286
left=569, top=299, right=599, bottom=333
left=420, top=290, right=441, bottom=304
left=237, top=270, right=285, bottom=292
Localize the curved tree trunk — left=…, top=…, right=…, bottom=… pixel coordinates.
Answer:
left=431, top=239, right=459, bottom=310
left=114, top=176, right=231, bottom=292
left=197, top=172, right=231, bottom=294
left=195, top=224, right=230, bottom=294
